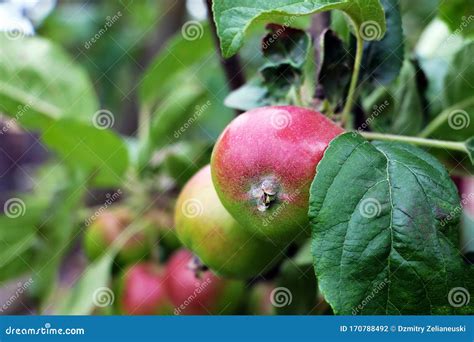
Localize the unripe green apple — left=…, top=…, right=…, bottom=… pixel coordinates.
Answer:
left=175, top=165, right=282, bottom=278
left=211, top=106, right=343, bottom=242
left=83, top=207, right=155, bottom=264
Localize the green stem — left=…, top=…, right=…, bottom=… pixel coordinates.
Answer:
left=138, top=106, right=151, bottom=142
left=341, top=29, right=364, bottom=129
left=418, top=97, right=474, bottom=138
left=360, top=132, right=467, bottom=152
left=288, top=85, right=304, bottom=106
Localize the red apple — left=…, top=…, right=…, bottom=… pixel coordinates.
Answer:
left=211, top=106, right=343, bottom=242
left=118, top=262, right=172, bottom=315
left=165, top=249, right=244, bottom=315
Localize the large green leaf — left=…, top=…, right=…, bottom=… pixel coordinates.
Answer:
left=139, top=24, right=213, bottom=109
left=0, top=35, right=127, bottom=186
left=0, top=34, right=99, bottom=130
left=42, top=119, right=129, bottom=187
left=309, top=133, right=473, bottom=314
left=212, top=0, right=386, bottom=58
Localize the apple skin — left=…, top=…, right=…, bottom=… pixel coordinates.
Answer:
left=118, top=262, right=172, bottom=315
left=175, top=165, right=282, bottom=278
left=83, top=207, right=154, bottom=264
left=164, top=249, right=244, bottom=315
left=247, top=282, right=275, bottom=315
left=211, top=106, right=343, bottom=242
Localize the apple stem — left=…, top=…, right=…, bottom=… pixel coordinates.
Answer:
left=341, top=28, right=364, bottom=129
left=360, top=132, right=467, bottom=153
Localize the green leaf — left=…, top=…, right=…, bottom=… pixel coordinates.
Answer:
left=421, top=41, right=474, bottom=141
left=261, top=24, right=310, bottom=70
left=54, top=221, right=144, bottom=314
left=309, top=132, right=473, bottom=314
left=138, top=23, right=213, bottom=109
left=361, top=0, right=403, bottom=85
left=364, top=60, right=424, bottom=135
left=54, top=254, right=115, bottom=315
left=293, top=240, right=313, bottom=266
left=317, top=29, right=352, bottom=108
left=225, top=25, right=312, bottom=111
left=224, top=80, right=269, bottom=111
left=415, top=19, right=464, bottom=118
left=212, top=0, right=386, bottom=58
left=162, top=141, right=212, bottom=187
left=0, top=34, right=98, bottom=130
left=138, top=82, right=207, bottom=170
left=30, top=170, right=88, bottom=299
left=42, top=119, right=129, bottom=187
left=439, top=0, right=474, bottom=38
left=0, top=201, right=44, bottom=282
